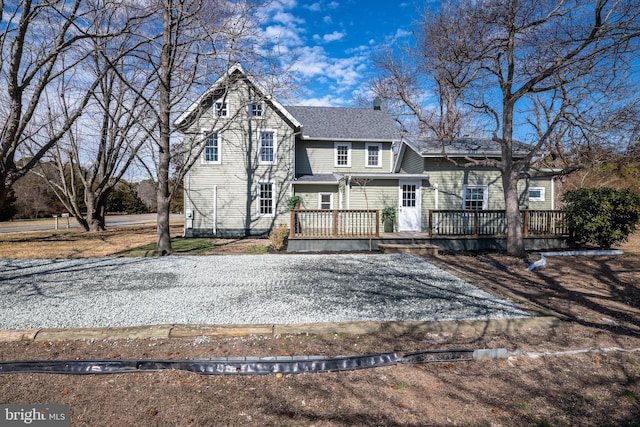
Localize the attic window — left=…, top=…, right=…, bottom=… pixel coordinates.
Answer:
left=249, top=103, right=263, bottom=118
left=215, top=101, right=228, bottom=118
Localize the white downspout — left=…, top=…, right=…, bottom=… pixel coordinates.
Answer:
left=213, top=185, right=218, bottom=235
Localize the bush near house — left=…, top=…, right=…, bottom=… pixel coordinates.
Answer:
left=563, top=187, right=640, bottom=249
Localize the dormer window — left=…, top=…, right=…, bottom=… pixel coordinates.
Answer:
left=249, top=102, right=263, bottom=118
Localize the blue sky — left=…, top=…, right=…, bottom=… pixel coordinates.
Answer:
left=261, top=0, right=418, bottom=106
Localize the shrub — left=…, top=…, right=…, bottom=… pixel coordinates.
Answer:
left=563, top=187, right=640, bottom=249
left=268, top=224, right=289, bottom=251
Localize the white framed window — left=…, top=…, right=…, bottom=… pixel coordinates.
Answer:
left=202, top=132, right=220, bottom=164
left=463, top=185, right=488, bottom=210
left=258, top=130, right=277, bottom=165
left=529, top=187, right=546, bottom=202
left=257, top=181, right=275, bottom=217
left=214, top=101, right=228, bottom=118
left=334, top=142, right=351, bottom=167
left=248, top=102, right=264, bottom=118
left=319, top=193, right=333, bottom=210
left=365, top=143, right=382, bottom=167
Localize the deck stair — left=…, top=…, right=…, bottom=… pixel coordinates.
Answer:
left=378, top=243, right=439, bottom=256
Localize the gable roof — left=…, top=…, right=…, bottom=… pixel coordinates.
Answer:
left=393, top=136, right=532, bottom=172
left=404, top=136, right=532, bottom=158
left=285, top=106, right=400, bottom=142
left=174, top=63, right=300, bottom=129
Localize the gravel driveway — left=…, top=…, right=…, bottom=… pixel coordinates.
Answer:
left=0, top=254, right=530, bottom=329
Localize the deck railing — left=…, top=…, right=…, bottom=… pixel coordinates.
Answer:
left=428, top=210, right=568, bottom=237
left=289, top=209, right=379, bottom=239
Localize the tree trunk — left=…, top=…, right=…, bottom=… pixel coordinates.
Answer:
left=155, top=0, right=174, bottom=254
left=503, top=170, right=525, bottom=257
left=84, top=192, right=107, bottom=232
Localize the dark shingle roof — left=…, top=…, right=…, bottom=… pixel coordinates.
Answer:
left=294, top=174, right=343, bottom=184
left=405, top=137, right=531, bottom=158
left=285, top=106, right=400, bottom=141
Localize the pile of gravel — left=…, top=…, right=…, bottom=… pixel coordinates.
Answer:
left=0, top=254, right=530, bottom=329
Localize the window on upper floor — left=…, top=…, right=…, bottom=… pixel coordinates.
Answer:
left=214, top=101, right=228, bottom=118
left=529, top=187, right=545, bottom=202
left=463, top=185, right=488, bottom=210
left=334, top=142, right=351, bottom=167
left=258, top=130, right=276, bottom=164
left=248, top=102, right=264, bottom=118
left=257, top=182, right=275, bottom=216
left=365, top=143, right=382, bottom=167
left=202, top=132, right=220, bottom=164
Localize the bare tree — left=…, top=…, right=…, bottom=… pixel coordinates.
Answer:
left=374, top=0, right=640, bottom=256
left=0, top=0, right=140, bottom=213
left=33, top=0, right=155, bottom=231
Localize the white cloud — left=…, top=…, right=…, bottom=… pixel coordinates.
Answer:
left=395, top=29, right=411, bottom=38
left=305, top=2, right=322, bottom=12
left=301, top=94, right=351, bottom=107
left=322, top=30, right=346, bottom=42
left=327, top=1, right=340, bottom=9
left=272, top=11, right=305, bottom=25
left=264, top=25, right=304, bottom=47
left=323, top=15, right=332, bottom=24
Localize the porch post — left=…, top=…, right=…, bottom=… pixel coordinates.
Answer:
left=289, top=211, right=295, bottom=239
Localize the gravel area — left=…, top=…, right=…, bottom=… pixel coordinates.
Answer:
left=0, top=254, right=530, bottom=329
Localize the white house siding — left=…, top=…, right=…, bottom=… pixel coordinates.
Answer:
left=295, top=141, right=393, bottom=175
left=183, top=80, right=296, bottom=237
left=294, top=184, right=340, bottom=210
left=347, top=180, right=398, bottom=211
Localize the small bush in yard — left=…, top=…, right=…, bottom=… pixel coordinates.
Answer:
left=269, top=224, right=289, bottom=251
left=563, top=187, right=640, bottom=249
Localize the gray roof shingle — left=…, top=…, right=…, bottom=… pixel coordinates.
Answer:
left=405, top=137, right=531, bottom=158
left=286, top=106, right=400, bottom=141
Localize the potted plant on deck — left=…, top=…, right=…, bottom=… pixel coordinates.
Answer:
left=286, top=195, right=304, bottom=211
left=381, top=206, right=396, bottom=233
left=287, top=195, right=304, bottom=234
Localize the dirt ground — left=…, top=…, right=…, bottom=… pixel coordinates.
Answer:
left=0, top=227, right=639, bottom=426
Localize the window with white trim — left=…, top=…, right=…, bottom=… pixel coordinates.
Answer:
left=202, top=132, right=220, bottom=163
left=365, top=143, right=382, bottom=167
left=463, top=185, right=488, bottom=210
left=319, top=193, right=333, bottom=210
left=335, top=142, right=351, bottom=167
left=214, top=101, right=228, bottom=118
left=257, top=182, right=275, bottom=216
left=258, top=130, right=276, bottom=164
left=248, top=102, right=264, bottom=118
left=529, top=187, right=546, bottom=202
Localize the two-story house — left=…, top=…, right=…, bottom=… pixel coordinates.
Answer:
left=176, top=64, right=555, bottom=238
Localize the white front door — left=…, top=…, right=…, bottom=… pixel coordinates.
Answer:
left=398, top=180, right=421, bottom=231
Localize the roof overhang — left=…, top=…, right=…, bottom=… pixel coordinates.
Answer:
left=348, top=173, right=428, bottom=180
